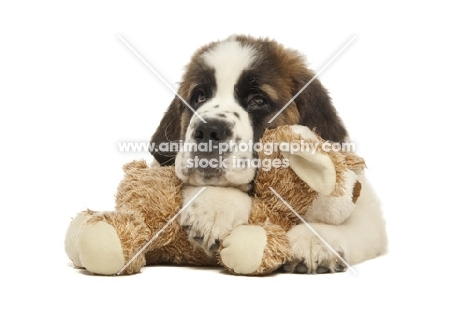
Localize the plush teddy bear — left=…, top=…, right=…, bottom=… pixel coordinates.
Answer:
left=218, top=125, right=365, bottom=275
left=65, top=125, right=365, bottom=276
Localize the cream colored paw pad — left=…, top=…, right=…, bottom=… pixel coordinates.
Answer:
left=78, top=222, right=125, bottom=275
left=64, top=211, right=92, bottom=268
left=220, top=225, right=267, bottom=275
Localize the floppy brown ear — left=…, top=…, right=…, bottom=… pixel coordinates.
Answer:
left=150, top=97, right=183, bottom=166
left=293, top=72, right=348, bottom=143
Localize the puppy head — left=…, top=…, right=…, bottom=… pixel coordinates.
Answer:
left=150, top=35, right=348, bottom=189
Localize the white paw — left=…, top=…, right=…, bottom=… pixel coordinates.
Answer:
left=285, top=224, right=348, bottom=274
left=180, top=186, right=251, bottom=256
left=78, top=221, right=125, bottom=275
left=220, top=225, right=267, bottom=274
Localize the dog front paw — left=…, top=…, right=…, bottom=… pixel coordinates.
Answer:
left=284, top=224, right=349, bottom=274
left=179, top=186, right=251, bottom=256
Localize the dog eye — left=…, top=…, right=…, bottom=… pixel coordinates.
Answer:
left=248, top=95, right=264, bottom=106
left=196, top=90, right=206, bottom=104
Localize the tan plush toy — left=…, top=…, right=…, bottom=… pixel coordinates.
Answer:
left=65, top=125, right=365, bottom=276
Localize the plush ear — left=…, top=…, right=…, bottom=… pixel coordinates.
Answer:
left=281, top=150, right=336, bottom=195
left=150, top=97, right=183, bottom=166
left=293, top=71, right=348, bottom=143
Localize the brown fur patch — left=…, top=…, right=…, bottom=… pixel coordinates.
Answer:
left=344, top=153, right=367, bottom=171
left=272, top=102, right=300, bottom=127
left=254, top=222, right=292, bottom=275
left=260, top=84, right=279, bottom=101
left=352, top=181, right=362, bottom=203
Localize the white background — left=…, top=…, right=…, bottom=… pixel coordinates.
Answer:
left=1, top=1, right=467, bottom=309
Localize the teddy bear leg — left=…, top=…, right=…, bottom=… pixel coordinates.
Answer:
left=65, top=210, right=94, bottom=268
left=219, top=222, right=291, bottom=275
left=77, top=211, right=152, bottom=275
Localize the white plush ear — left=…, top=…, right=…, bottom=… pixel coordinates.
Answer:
left=281, top=150, right=336, bottom=195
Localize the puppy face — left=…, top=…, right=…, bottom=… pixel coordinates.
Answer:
left=151, top=35, right=348, bottom=189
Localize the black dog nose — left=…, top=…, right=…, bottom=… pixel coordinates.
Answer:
left=193, top=120, right=232, bottom=143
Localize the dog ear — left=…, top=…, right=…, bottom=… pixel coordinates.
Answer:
left=293, top=73, right=348, bottom=143
left=150, top=97, right=183, bottom=166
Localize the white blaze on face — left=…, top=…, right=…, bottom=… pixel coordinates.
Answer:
left=175, top=39, right=258, bottom=187
left=203, top=39, right=256, bottom=98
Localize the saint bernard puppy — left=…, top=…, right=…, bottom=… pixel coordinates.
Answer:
left=150, top=35, right=387, bottom=274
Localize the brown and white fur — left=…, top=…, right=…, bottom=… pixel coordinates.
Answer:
left=150, top=35, right=386, bottom=273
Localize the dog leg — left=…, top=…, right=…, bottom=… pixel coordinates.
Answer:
left=285, top=174, right=387, bottom=273
left=179, top=186, right=252, bottom=256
